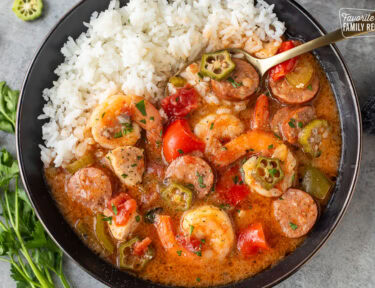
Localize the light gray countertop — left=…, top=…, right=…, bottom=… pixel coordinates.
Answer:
left=0, top=0, right=374, bottom=287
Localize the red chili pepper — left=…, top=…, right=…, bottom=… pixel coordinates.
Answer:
left=269, top=41, right=298, bottom=81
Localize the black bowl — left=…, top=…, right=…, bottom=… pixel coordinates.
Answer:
left=16, top=0, right=362, bottom=287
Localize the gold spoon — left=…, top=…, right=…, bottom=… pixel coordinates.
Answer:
left=230, top=12, right=375, bottom=78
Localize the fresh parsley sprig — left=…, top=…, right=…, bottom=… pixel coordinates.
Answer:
left=0, top=149, right=71, bottom=288
left=0, top=82, right=19, bottom=133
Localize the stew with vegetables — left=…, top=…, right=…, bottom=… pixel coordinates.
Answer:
left=45, top=37, right=341, bottom=287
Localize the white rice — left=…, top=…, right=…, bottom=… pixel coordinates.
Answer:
left=39, top=0, right=285, bottom=167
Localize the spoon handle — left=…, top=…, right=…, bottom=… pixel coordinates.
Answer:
left=260, top=12, right=375, bottom=73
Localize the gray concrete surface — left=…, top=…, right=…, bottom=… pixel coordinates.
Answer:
left=0, top=0, right=374, bottom=287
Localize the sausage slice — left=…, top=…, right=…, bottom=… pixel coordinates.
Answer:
left=271, top=106, right=316, bottom=144
left=165, top=155, right=214, bottom=198
left=272, top=188, right=318, bottom=238
left=211, top=58, right=259, bottom=101
left=269, top=74, right=319, bottom=104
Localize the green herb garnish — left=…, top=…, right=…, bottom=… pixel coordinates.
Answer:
left=177, top=250, right=182, bottom=256
left=135, top=215, right=141, bottom=222
left=289, top=222, right=298, bottom=230
left=307, top=84, right=313, bottom=91
left=112, top=204, right=118, bottom=215
left=227, top=77, right=243, bottom=88
left=288, top=118, right=296, bottom=128
left=135, top=100, right=147, bottom=116
left=196, top=172, right=206, bottom=188
left=189, top=225, right=194, bottom=235
left=268, top=144, right=274, bottom=150
left=0, top=82, right=19, bottom=133
left=178, top=149, right=184, bottom=155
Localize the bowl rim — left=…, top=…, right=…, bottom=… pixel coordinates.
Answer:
left=15, top=0, right=362, bottom=287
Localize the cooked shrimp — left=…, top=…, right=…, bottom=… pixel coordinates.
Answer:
left=244, top=35, right=281, bottom=59
left=131, top=95, right=163, bottom=151
left=67, top=167, right=112, bottom=212
left=242, top=144, right=297, bottom=197
left=107, top=146, right=145, bottom=187
left=90, top=93, right=162, bottom=150
left=180, top=205, right=235, bottom=261
left=212, top=130, right=283, bottom=167
left=194, top=114, right=245, bottom=165
left=165, top=155, right=214, bottom=199
left=90, top=94, right=141, bottom=149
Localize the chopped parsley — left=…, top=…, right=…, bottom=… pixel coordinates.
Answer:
left=175, top=97, right=180, bottom=102
left=196, top=277, right=201, bottom=282
left=274, top=133, right=281, bottom=139
left=221, top=146, right=228, bottom=151
left=140, top=119, right=146, bottom=124
left=288, top=118, right=296, bottom=128
left=114, top=131, right=123, bottom=138
left=177, top=250, right=182, bottom=256
left=196, top=172, right=206, bottom=188
left=291, top=174, right=295, bottom=183
left=268, top=168, right=278, bottom=176
left=197, top=72, right=204, bottom=79
left=101, top=112, right=106, bottom=118
left=210, top=123, right=214, bottom=130
left=289, top=222, right=298, bottom=230
left=227, top=77, right=243, bottom=88
left=233, top=175, right=239, bottom=185
left=307, top=84, right=313, bottom=91
left=112, top=204, right=118, bottom=215
left=131, top=163, right=137, bottom=167
left=137, top=155, right=143, bottom=160
left=135, top=100, right=147, bottom=116
left=194, top=251, right=202, bottom=257
left=150, top=116, right=155, bottom=121
left=135, top=215, right=141, bottom=222
left=178, top=149, right=184, bottom=155
left=200, top=239, right=206, bottom=244
left=268, top=144, right=274, bottom=150
left=101, top=215, right=113, bottom=225
left=121, top=174, right=128, bottom=178
left=298, top=121, right=303, bottom=128
left=189, top=225, right=194, bottom=235
left=279, top=196, right=284, bottom=200
left=219, top=203, right=231, bottom=210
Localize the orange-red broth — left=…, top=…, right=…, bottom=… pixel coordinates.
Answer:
left=45, top=54, right=341, bottom=287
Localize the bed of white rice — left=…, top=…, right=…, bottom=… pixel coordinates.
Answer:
left=39, top=0, right=285, bottom=167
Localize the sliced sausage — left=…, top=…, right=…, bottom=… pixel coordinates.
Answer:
left=107, top=146, right=145, bottom=186
left=211, top=58, right=259, bottom=101
left=272, top=188, right=318, bottom=238
left=165, top=155, right=214, bottom=198
left=67, top=167, right=112, bottom=212
left=269, top=73, right=319, bottom=104
left=271, top=106, right=316, bottom=144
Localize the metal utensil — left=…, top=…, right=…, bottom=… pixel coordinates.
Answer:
left=230, top=12, right=375, bottom=77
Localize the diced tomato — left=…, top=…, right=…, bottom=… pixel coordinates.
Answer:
left=133, top=237, right=152, bottom=256
left=216, top=166, right=250, bottom=206
left=162, top=119, right=205, bottom=163
left=252, top=94, right=270, bottom=130
left=108, top=193, right=131, bottom=210
left=161, top=85, right=199, bottom=118
left=114, top=199, right=137, bottom=226
left=108, top=194, right=137, bottom=226
left=176, top=234, right=202, bottom=253
left=269, top=41, right=298, bottom=81
left=226, top=185, right=250, bottom=206
left=237, top=223, right=269, bottom=257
